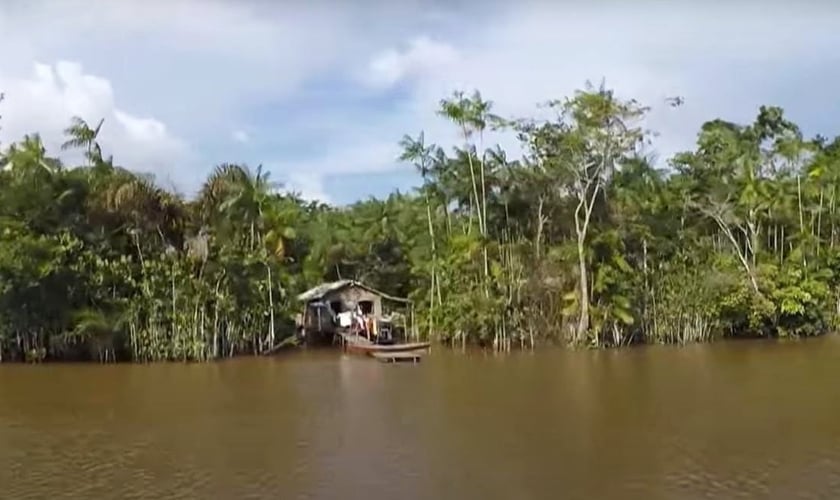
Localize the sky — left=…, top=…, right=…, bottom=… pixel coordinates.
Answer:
left=1, top=1, right=839, bottom=205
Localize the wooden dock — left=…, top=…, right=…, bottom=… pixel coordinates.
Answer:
left=370, top=351, right=423, bottom=363
left=337, top=332, right=430, bottom=355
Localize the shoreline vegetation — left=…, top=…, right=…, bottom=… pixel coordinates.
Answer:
left=2, top=84, right=840, bottom=363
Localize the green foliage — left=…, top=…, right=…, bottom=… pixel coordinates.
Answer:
left=2, top=83, right=839, bottom=361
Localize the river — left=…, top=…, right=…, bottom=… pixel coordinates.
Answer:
left=2, top=337, right=840, bottom=499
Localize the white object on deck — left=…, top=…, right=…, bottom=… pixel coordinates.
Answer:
left=337, top=312, right=353, bottom=327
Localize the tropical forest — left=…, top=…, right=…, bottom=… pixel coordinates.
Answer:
left=2, top=84, right=839, bottom=362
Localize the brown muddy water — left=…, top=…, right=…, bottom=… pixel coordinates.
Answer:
left=2, top=338, right=840, bottom=499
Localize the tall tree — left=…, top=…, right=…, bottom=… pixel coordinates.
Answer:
left=518, top=83, right=648, bottom=344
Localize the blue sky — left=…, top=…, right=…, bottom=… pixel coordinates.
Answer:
left=1, top=1, right=839, bottom=205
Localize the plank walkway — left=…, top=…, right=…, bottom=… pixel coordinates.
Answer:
left=337, top=332, right=431, bottom=352
left=370, top=351, right=423, bottom=363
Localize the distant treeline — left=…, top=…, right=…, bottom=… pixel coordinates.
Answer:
left=1, top=84, right=838, bottom=362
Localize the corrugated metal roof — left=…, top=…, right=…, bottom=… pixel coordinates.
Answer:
left=296, top=280, right=411, bottom=304
left=296, top=280, right=354, bottom=302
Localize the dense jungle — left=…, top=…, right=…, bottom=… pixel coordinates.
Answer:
left=2, top=84, right=839, bottom=362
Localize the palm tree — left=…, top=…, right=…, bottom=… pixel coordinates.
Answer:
left=198, top=163, right=284, bottom=351
left=62, top=116, right=105, bottom=165
left=400, top=132, right=440, bottom=337
left=199, top=163, right=280, bottom=249
left=1, top=134, right=61, bottom=174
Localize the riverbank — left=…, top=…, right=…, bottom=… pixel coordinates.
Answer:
left=0, top=329, right=829, bottom=364
left=5, top=86, right=840, bottom=363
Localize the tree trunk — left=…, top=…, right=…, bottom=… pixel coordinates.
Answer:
left=818, top=187, right=824, bottom=257
left=781, top=225, right=785, bottom=264
left=747, top=209, right=758, bottom=267
left=425, top=196, right=436, bottom=340
left=428, top=271, right=435, bottom=340
left=798, top=175, right=805, bottom=234
left=643, top=238, right=649, bottom=337
left=212, top=311, right=219, bottom=359
left=462, top=131, right=484, bottom=235
left=798, top=175, right=807, bottom=268
left=576, top=234, right=590, bottom=344
left=535, top=197, right=545, bottom=259
left=199, top=307, right=206, bottom=361
left=708, top=211, right=761, bottom=295
left=444, top=201, right=452, bottom=236
left=572, top=176, right=601, bottom=345
left=831, top=186, right=836, bottom=249
left=267, top=265, right=275, bottom=352
left=171, top=262, right=177, bottom=351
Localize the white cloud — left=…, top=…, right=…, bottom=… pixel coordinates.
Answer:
left=2, top=1, right=840, bottom=204
left=232, top=130, right=250, bottom=144
left=0, top=1, right=420, bottom=137
left=0, top=61, right=191, bottom=186
left=362, top=36, right=459, bottom=89
left=287, top=1, right=840, bottom=203
left=286, top=172, right=331, bottom=204
left=113, top=111, right=169, bottom=143
left=270, top=140, right=404, bottom=204
left=0, top=1, right=434, bottom=199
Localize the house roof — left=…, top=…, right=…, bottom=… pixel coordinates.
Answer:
left=296, top=279, right=411, bottom=304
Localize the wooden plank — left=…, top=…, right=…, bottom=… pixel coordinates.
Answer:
left=371, top=342, right=430, bottom=352
left=339, top=332, right=374, bottom=346
left=338, top=332, right=430, bottom=353
left=370, top=351, right=423, bottom=363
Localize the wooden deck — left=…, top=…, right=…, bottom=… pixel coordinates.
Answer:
left=338, top=332, right=429, bottom=351
left=337, top=332, right=429, bottom=361
left=371, top=351, right=423, bottom=363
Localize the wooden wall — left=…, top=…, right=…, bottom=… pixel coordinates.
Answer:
left=322, top=285, right=383, bottom=318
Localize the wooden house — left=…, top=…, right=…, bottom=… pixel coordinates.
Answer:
left=295, top=280, right=414, bottom=344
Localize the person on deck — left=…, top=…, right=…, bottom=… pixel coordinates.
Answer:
left=366, top=316, right=376, bottom=342
left=353, top=305, right=368, bottom=339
